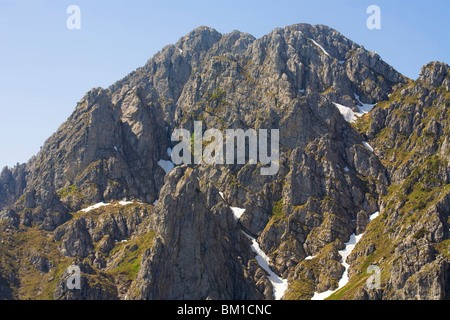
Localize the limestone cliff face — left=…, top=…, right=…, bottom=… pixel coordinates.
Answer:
left=0, top=24, right=447, bottom=300
left=130, top=166, right=264, bottom=300
left=348, top=62, right=450, bottom=300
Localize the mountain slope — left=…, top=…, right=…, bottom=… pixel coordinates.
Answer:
left=341, top=62, right=449, bottom=300
left=0, top=24, right=447, bottom=300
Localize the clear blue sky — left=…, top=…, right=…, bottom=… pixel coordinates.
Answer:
left=0, top=0, right=448, bottom=169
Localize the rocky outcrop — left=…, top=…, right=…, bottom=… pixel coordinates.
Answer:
left=0, top=24, right=447, bottom=300
left=347, top=62, right=450, bottom=300
left=130, top=166, right=263, bottom=299
left=54, top=260, right=118, bottom=300
left=0, top=164, right=28, bottom=211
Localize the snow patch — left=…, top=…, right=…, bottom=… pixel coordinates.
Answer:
left=81, top=202, right=110, bottom=213
left=242, top=231, right=288, bottom=300
left=344, top=167, right=350, bottom=172
left=304, top=255, right=316, bottom=260
left=224, top=200, right=287, bottom=299
left=310, top=210, right=380, bottom=300
left=333, top=102, right=360, bottom=123
left=333, top=94, right=376, bottom=124
left=369, top=211, right=379, bottom=221
left=114, top=146, right=118, bottom=152
left=117, top=201, right=134, bottom=206
left=219, top=191, right=225, bottom=200
left=230, top=207, right=245, bottom=221
left=338, top=60, right=345, bottom=65
left=311, top=233, right=363, bottom=300
left=310, top=38, right=331, bottom=57
left=354, top=93, right=376, bottom=114
left=362, top=141, right=374, bottom=152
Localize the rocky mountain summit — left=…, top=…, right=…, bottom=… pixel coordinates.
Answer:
left=0, top=23, right=448, bottom=300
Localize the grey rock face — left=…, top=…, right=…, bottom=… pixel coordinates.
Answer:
left=30, top=252, right=51, bottom=273
left=0, top=24, right=447, bottom=300
left=348, top=62, right=450, bottom=300
left=54, top=261, right=118, bottom=300
left=54, top=218, right=94, bottom=258
left=131, top=166, right=263, bottom=300
left=419, top=62, right=449, bottom=87
left=1, top=23, right=402, bottom=231
left=0, top=164, right=28, bottom=212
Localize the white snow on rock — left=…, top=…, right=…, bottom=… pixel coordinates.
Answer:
left=117, top=200, right=134, bottom=206
left=335, top=233, right=364, bottom=286
left=219, top=191, right=225, bottom=200
left=333, top=102, right=360, bottom=123
left=311, top=210, right=381, bottom=300
left=369, top=211, right=379, bottom=222
left=80, top=202, right=111, bottom=213
left=223, top=200, right=288, bottom=299
left=242, top=231, right=288, bottom=300
left=338, top=60, right=345, bottom=65
left=354, top=93, right=376, bottom=114
left=333, top=94, right=376, bottom=124
left=224, top=200, right=287, bottom=299
left=158, top=159, right=175, bottom=174
left=82, top=200, right=145, bottom=212
left=230, top=207, right=245, bottom=221
left=344, top=166, right=350, bottom=172
left=362, top=141, right=374, bottom=152
left=310, top=38, right=331, bottom=57
left=310, top=287, right=334, bottom=300
left=311, top=233, right=363, bottom=300
left=304, top=255, right=316, bottom=260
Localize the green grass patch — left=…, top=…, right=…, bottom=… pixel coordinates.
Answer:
left=57, top=185, right=81, bottom=198
left=433, top=239, right=450, bottom=259
left=271, top=199, right=284, bottom=219
left=326, top=272, right=370, bottom=300
left=284, top=277, right=314, bottom=300
left=107, top=230, right=156, bottom=280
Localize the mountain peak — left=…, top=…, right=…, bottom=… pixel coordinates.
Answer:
left=419, top=61, right=449, bottom=87
left=180, top=25, right=222, bottom=42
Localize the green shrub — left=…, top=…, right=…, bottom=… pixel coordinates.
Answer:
left=57, top=185, right=80, bottom=198
left=413, top=228, right=429, bottom=239
left=271, top=199, right=284, bottom=219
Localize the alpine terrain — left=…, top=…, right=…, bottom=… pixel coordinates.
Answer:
left=0, top=23, right=448, bottom=300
